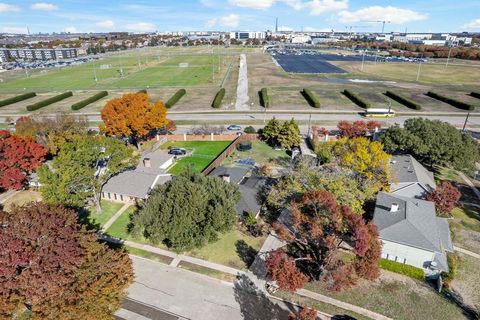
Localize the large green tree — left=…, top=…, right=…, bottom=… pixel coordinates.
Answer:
left=380, top=118, right=480, bottom=172
left=131, top=171, right=240, bottom=251
left=0, top=203, right=133, bottom=319
left=39, top=135, right=138, bottom=211
left=262, top=118, right=302, bottom=149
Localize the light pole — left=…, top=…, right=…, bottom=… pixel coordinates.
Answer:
left=445, top=46, right=453, bottom=69
left=416, top=60, right=422, bottom=81
left=462, top=112, right=471, bottom=132
left=361, top=50, right=365, bottom=71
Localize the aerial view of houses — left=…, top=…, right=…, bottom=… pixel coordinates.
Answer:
left=1, top=1, right=480, bottom=319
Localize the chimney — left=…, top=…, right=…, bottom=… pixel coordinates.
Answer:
left=222, top=174, right=231, bottom=183
left=143, top=157, right=151, bottom=168
left=390, top=203, right=399, bottom=212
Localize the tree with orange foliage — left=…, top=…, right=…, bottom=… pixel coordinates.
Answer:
left=100, top=92, right=172, bottom=147
left=288, top=306, right=317, bottom=320
left=268, top=190, right=380, bottom=292
left=426, top=181, right=461, bottom=216
left=337, top=120, right=381, bottom=138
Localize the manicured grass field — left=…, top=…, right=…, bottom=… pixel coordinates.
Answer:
left=86, top=200, right=124, bottom=228
left=106, top=206, right=137, bottom=239
left=223, top=140, right=289, bottom=166
left=163, top=141, right=232, bottom=175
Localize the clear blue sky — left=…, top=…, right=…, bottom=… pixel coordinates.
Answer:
left=1, top=1, right=479, bottom=34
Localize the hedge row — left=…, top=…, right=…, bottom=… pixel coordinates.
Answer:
left=0, top=92, right=36, bottom=108
left=379, top=259, right=424, bottom=280
left=426, top=91, right=475, bottom=111
left=343, top=89, right=371, bottom=108
left=137, top=89, right=147, bottom=94
left=302, top=88, right=320, bottom=108
left=385, top=91, right=421, bottom=110
left=471, top=92, right=480, bottom=99
left=260, top=88, right=269, bottom=108
left=212, top=88, right=226, bottom=108
left=166, top=89, right=186, bottom=108
left=71, top=91, right=108, bottom=110
left=26, top=92, right=73, bottom=111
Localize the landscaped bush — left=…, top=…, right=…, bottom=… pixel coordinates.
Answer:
left=302, top=88, right=320, bottom=108
left=426, top=91, right=475, bottom=111
left=0, top=92, right=36, bottom=108
left=442, top=253, right=459, bottom=288
left=26, top=92, right=73, bottom=111
left=244, top=126, right=256, bottom=134
left=212, top=88, right=226, bottom=108
left=343, top=89, right=371, bottom=108
left=259, top=88, right=269, bottom=108
left=379, top=259, right=424, bottom=280
left=385, top=91, right=421, bottom=110
left=137, top=89, right=147, bottom=94
left=471, top=92, right=480, bottom=99
left=166, top=89, right=186, bottom=108
left=71, top=91, right=108, bottom=110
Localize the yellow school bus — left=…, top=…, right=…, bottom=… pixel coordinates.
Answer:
left=365, top=108, right=396, bottom=118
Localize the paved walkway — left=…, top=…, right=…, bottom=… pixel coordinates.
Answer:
left=458, top=171, right=480, bottom=201
left=101, top=204, right=131, bottom=232
left=454, top=246, right=480, bottom=259
left=0, top=190, right=19, bottom=204
left=235, top=54, right=250, bottom=111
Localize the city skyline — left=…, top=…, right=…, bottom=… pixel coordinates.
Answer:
left=0, top=0, right=479, bottom=34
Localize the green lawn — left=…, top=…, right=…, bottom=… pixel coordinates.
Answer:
left=106, top=206, right=137, bottom=239
left=435, top=167, right=464, bottom=184
left=178, top=261, right=237, bottom=282
left=188, top=228, right=266, bottom=270
left=86, top=200, right=124, bottom=228
left=451, top=206, right=480, bottom=233
left=125, top=246, right=174, bottom=265
left=223, top=140, right=289, bottom=166
left=163, top=141, right=232, bottom=175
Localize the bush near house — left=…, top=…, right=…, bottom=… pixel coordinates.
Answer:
left=302, top=88, right=320, bottom=108
left=212, top=88, right=226, bottom=108
left=71, top=91, right=108, bottom=110
left=385, top=91, right=421, bottom=110
left=260, top=88, right=269, bottom=108
left=244, top=126, right=256, bottom=134
left=379, top=259, right=424, bottom=280
left=426, top=91, right=475, bottom=111
left=471, top=92, right=480, bottom=99
left=343, top=89, right=371, bottom=108
left=165, top=89, right=186, bottom=108
left=0, top=92, right=36, bottom=107
left=442, top=252, right=459, bottom=288
left=26, top=92, right=73, bottom=111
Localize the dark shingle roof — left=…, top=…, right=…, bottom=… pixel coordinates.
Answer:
left=236, top=176, right=266, bottom=216
left=209, top=166, right=250, bottom=184
left=103, top=172, right=171, bottom=199
left=390, top=155, right=436, bottom=198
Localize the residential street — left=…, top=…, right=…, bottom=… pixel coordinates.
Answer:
left=117, top=256, right=299, bottom=320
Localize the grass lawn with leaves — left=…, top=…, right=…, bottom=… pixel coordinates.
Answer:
left=451, top=253, right=480, bottom=312
left=223, top=140, right=290, bottom=167
left=3, top=190, right=42, bottom=211
left=162, top=141, right=232, bottom=175
left=106, top=206, right=137, bottom=239
left=435, top=167, right=464, bottom=184
left=86, top=200, right=124, bottom=228
left=304, top=271, right=467, bottom=320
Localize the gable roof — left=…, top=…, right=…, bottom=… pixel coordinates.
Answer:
left=209, top=166, right=250, bottom=184
left=390, top=155, right=436, bottom=197
left=136, top=151, right=174, bottom=175
left=373, top=192, right=452, bottom=254
left=236, top=176, right=267, bottom=216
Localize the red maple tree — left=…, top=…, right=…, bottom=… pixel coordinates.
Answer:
left=265, top=249, right=308, bottom=292
left=0, top=130, right=48, bottom=190
left=288, top=306, right=317, bottom=320
left=268, top=190, right=380, bottom=292
left=426, top=181, right=462, bottom=215
left=337, top=120, right=381, bottom=138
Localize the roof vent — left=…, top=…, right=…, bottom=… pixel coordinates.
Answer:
left=390, top=203, right=399, bottom=212
left=222, top=174, right=231, bottom=183
left=143, top=158, right=151, bottom=168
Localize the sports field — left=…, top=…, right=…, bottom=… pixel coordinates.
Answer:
left=0, top=47, right=238, bottom=91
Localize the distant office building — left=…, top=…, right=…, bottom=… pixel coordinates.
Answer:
left=0, top=47, right=78, bottom=61
left=229, top=31, right=265, bottom=41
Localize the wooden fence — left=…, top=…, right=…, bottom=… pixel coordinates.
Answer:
left=157, top=133, right=240, bottom=142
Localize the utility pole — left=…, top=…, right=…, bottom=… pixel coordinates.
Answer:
left=445, top=46, right=453, bottom=69
left=416, top=60, right=422, bottom=81
left=361, top=50, right=365, bottom=71
left=307, top=113, right=312, bottom=137
left=462, top=112, right=471, bottom=132
left=92, top=58, right=98, bottom=84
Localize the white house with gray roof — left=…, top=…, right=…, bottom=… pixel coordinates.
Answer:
left=102, top=151, right=174, bottom=204
left=373, top=192, right=453, bottom=273
left=390, top=154, right=436, bottom=199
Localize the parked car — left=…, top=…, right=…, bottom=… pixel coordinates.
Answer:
left=227, top=125, right=242, bottom=131
left=168, top=148, right=186, bottom=155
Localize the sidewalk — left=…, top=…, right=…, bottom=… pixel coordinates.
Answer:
left=101, top=203, right=131, bottom=232
left=454, top=246, right=480, bottom=260
left=0, top=190, right=19, bottom=204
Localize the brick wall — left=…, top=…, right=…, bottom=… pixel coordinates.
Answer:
left=157, top=133, right=241, bottom=142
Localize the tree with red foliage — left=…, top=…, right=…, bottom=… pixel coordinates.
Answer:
left=268, top=190, right=380, bottom=292
left=426, top=181, right=461, bottom=216
left=337, top=120, right=381, bottom=138
left=0, top=203, right=133, bottom=319
left=0, top=130, right=48, bottom=191
left=288, top=306, right=317, bottom=320
left=266, top=249, right=308, bottom=292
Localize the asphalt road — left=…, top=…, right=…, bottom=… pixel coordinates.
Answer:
left=119, top=256, right=297, bottom=320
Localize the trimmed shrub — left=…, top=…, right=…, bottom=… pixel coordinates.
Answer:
left=259, top=88, right=269, bottom=108
left=0, top=92, right=36, bottom=108
left=166, top=89, right=186, bottom=108
left=379, top=259, right=424, bottom=280
left=71, top=91, right=108, bottom=110
left=442, top=253, right=459, bottom=288
left=471, top=92, right=480, bottom=99
left=385, top=91, right=421, bottom=110
left=244, top=126, right=256, bottom=134
left=343, top=89, right=371, bottom=108
left=212, top=88, right=226, bottom=108
left=426, top=91, right=475, bottom=111
left=137, top=89, right=147, bottom=94
left=26, top=92, right=73, bottom=111
left=302, top=88, right=320, bottom=108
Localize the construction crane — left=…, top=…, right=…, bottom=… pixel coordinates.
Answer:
left=365, top=20, right=391, bottom=33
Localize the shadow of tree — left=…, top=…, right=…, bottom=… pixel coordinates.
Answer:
left=236, top=240, right=258, bottom=268
left=233, top=274, right=295, bottom=320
